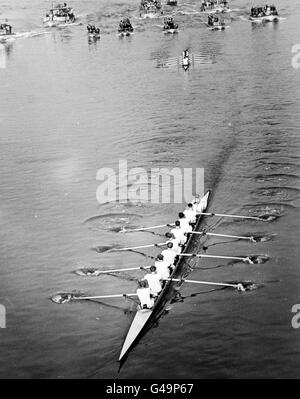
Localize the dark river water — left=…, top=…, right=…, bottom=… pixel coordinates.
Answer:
left=0, top=0, right=299, bottom=379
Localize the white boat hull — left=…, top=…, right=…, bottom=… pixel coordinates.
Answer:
left=249, top=15, right=279, bottom=23
left=163, top=28, right=178, bottom=34
left=119, top=190, right=211, bottom=362
left=119, top=309, right=152, bottom=361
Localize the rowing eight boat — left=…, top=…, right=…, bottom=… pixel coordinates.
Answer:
left=119, top=190, right=212, bottom=363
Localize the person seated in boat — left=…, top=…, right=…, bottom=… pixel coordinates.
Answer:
left=136, top=280, right=154, bottom=310
left=165, top=232, right=182, bottom=254
left=119, top=18, right=133, bottom=32
left=143, top=266, right=162, bottom=298
left=257, top=7, right=265, bottom=17
left=183, top=203, right=197, bottom=224
left=178, top=212, right=192, bottom=233
left=270, top=5, right=278, bottom=15
left=207, top=15, right=214, bottom=26
left=160, top=241, right=178, bottom=267
left=154, top=254, right=172, bottom=280
left=169, top=221, right=187, bottom=245
left=1, top=24, right=12, bottom=35
left=264, top=5, right=271, bottom=15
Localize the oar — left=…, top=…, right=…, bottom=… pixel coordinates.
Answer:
left=51, top=292, right=138, bottom=304
left=190, top=231, right=256, bottom=242
left=121, top=224, right=174, bottom=233
left=164, top=278, right=246, bottom=291
left=179, top=253, right=254, bottom=263
left=109, top=242, right=166, bottom=252
left=80, top=266, right=151, bottom=275
left=73, top=294, right=138, bottom=301
left=197, top=212, right=267, bottom=221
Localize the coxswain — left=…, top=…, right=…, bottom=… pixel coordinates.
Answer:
left=136, top=280, right=154, bottom=310
left=161, top=241, right=178, bottom=267
left=178, top=212, right=192, bottom=233
left=143, top=266, right=162, bottom=297
left=154, top=254, right=171, bottom=280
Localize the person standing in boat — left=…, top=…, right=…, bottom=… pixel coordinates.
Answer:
left=136, top=280, right=154, bottom=310
left=143, top=266, right=162, bottom=298
left=170, top=220, right=187, bottom=245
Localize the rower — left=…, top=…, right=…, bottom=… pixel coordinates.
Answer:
left=161, top=241, right=178, bottom=267
left=143, top=266, right=162, bottom=298
left=136, top=280, right=154, bottom=310
left=183, top=203, right=197, bottom=224
left=178, top=212, right=192, bottom=233
left=154, top=254, right=171, bottom=280
left=165, top=232, right=182, bottom=254
left=170, top=220, right=187, bottom=245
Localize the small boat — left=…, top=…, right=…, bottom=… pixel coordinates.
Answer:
left=87, top=25, right=100, bottom=40
left=249, top=5, right=279, bottom=22
left=119, top=190, right=211, bottom=362
left=200, top=0, right=230, bottom=14
left=118, top=18, right=133, bottom=37
left=163, top=17, right=178, bottom=33
left=0, top=23, right=15, bottom=40
left=207, top=15, right=228, bottom=30
left=43, top=3, right=76, bottom=25
left=139, top=0, right=163, bottom=18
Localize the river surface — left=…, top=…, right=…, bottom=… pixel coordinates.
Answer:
left=0, top=0, right=299, bottom=379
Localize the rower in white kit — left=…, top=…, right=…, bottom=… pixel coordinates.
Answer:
left=183, top=203, right=197, bottom=224
left=165, top=232, right=182, bottom=254
left=170, top=220, right=187, bottom=245
left=154, top=254, right=171, bottom=280
left=178, top=212, right=192, bottom=233
left=161, top=241, right=178, bottom=267
left=136, top=280, right=154, bottom=310
left=143, top=266, right=162, bottom=298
